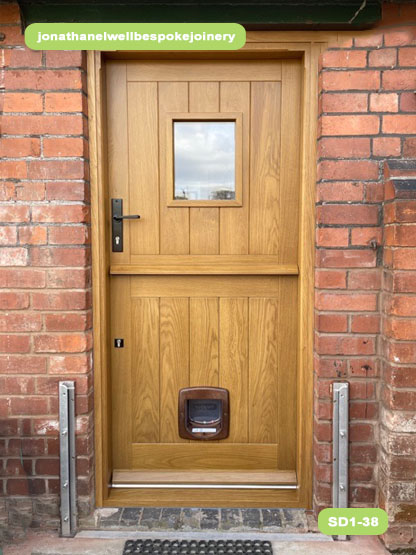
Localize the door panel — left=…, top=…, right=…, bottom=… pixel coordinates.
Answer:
left=107, top=58, right=302, bottom=495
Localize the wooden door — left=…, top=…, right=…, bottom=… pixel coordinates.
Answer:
left=106, top=57, right=303, bottom=504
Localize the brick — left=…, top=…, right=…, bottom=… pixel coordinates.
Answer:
left=32, top=291, right=90, bottom=311
left=388, top=295, right=416, bottom=316
left=44, top=92, right=85, bottom=113
left=33, top=419, right=59, bottom=436
left=384, top=28, right=416, bottom=47
left=369, top=93, right=398, bottom=112
left=2, top=92, right=43, bottom=113
left=46, top=268, right=90, bottom=288
left=1, top=115, right=83, bottom=135
left=350, top=401, right=378, bottom=420
left=44, top=313, right=90, bottom=332
left=4, top=69, right=83, bottom=91
left=0, top=25, right=23, bottom=45
left=0, top=160, right=27, bottom=179
left=45, top=182, right=88, bottom=201
left=317, top=182, right=364, bottom=202
left=321, top=115, right=380, bottom=136
left=317, top=204, right=379, bottom=225
left=350, top=227, right=382, bottom=246
left=350, top=486, right=376, bottom=504
left=48, top=226, right=89, bottom=245
left=386, top=224, right=416, bottom=246
left=0, top=138, right=40, bottom=157
left=35, top=458, right=60, bottom=475
left=386, top=201, right=416, bottom=224
left=349, top=358, right=378, bottom=377
left=315, top=422, right=332, bottom=442
left=321, top=71, right=380, bottom=91
left=351, top=314, right=380, bottom=333
left=7, top=48, right=43, bottom=68
left=0, top=377, right=35, bottom=397
left=318, top=160, right=379, bottom=181
left=316, top=314, right=348, bottom=333
left=316, top=292, right=377, bottom=311
left=0, top=292, right=29, bottom=310
left=43, top=138, right=86, bottom=157
left=34, top=333, right=91, bottom=353
left=0, top=355, right=43, bottom=376
left=393, top=272, right=416, bottom=293
left=389, top=249, right=416, bottom=270
left=10, top=397, right=48, bottom=416
left=15, top=182, right=45, bottom=201
left=0, top=247, right=28, bottom=266
left=316, top=228, right=349, bottom=247
left=350, top=381, right=375, bottom=400
left=46, top=51, right=84, bottom=67
left=0, top=3, right=20, bottom=23
left=366, top=182, right=384, bottom=203
left=48, top=354, right=91, bottom=374
left=315, top=269, right=347, bottom=289
left=318, top=137, right=370, bottom=159
left=321, top=93, right=368, bottom=113
left=403, top=137, right=416, bottom=158
left=385, top=365, right=416, bottom=389
left=0, top=313, right=42, bottom=332
left=385, top=318, right=416, bottom=340
left=30, top=247, right=90, bottom=267
left=32, top=205, right=89, bottom=224
left=399, top=47, right=416, bottom=66
left=383, top=115, right=416, bottom=134
left=386, top=341, right=416, bottom=364
left=0, top=181, right=15, bottom=201
left=354, top=34, right=383, bottom=47
left=318, top=249, right=376, bottom=268
left=369, top=48, right=397, bottom=67
left=316, top=335, right=376, bottom=355
left=400, top=92, right=416, bottom=112
left=373, top=137, right=401, bottom=157
left=321, top=50, right=367, bottom=68
left=350, top=466, right=373, bottom=482
left=28, top=160, right=85, bottom=180
left=18, top=226, right=47, bottom=245
left=350, top=423, right=374, bottom=442
left=383, top=69, right=416, bottom=90
left=0, top=226, right=17, bottom=245
left=0, top=268, right=45, bottom=288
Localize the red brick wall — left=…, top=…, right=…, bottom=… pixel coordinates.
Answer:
left=1, top=0, right=416, bottom=550
left=314, top=5, right=416, bottom=549
left=0, top=2, right=93, bottom=537
left=380, top=160, right=416, bottom=549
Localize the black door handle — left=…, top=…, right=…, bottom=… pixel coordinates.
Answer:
left=111, top=199, right=140, bottom=252
left=113, top=214, right=140, bottom=221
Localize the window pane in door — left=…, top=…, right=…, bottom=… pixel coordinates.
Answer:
left=174, top=121, right=235, bottom=201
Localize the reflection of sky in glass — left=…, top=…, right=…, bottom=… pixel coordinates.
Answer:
left=174, top=122, right=235, bottom=200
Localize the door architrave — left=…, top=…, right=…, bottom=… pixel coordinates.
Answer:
left=88, top=31, right=344, bottom=509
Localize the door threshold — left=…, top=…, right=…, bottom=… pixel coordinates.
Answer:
left=112, top=470, right=297, bottom=489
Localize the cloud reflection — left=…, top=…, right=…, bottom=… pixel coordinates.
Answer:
left=174, top=121, right=235, bottom=200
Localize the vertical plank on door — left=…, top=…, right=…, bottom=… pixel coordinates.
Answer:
left=110, top=276, right=132, bottom=468
left=220, top=82, right=250, bottom=255
left=277, top=277, right=298, bottom=469
left=189, top=82, right=220, bottom=254
left=219, top=297, right=249, bottom=443
left=190, top=298, right=219, bottom=387
left=128, top=82, right=160, bottom=255
left=132, top=297, right=160, bottom=443
left=280, top=61, right=302, bottom=265
left=248, top=297, right=279, bottom=444
left=160, top=297, right=189, bottom=443
left=159, top=82, right=189, bottom=254
left=250, top=80, right=282, bottom=255
left=107, top=63, right=130, bottom=265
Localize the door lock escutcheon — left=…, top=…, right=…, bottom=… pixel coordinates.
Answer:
left=111, top=198, right=140, bottom=252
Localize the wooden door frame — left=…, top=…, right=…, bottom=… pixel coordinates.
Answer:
left=88, top=32, right=341, bottom=509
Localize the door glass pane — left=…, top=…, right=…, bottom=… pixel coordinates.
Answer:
left=174, top=121, right=235, bottom=200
